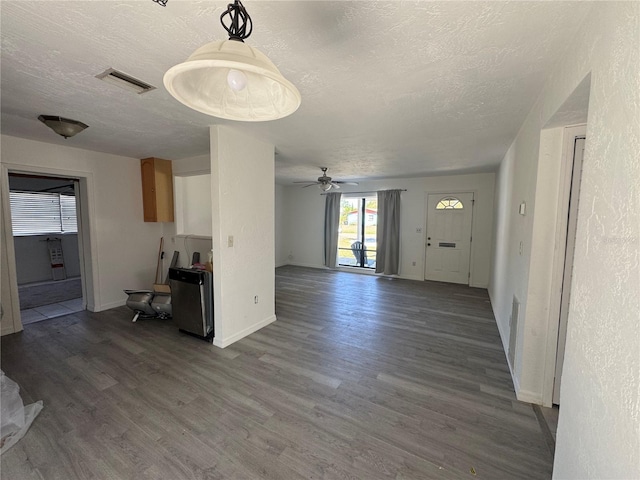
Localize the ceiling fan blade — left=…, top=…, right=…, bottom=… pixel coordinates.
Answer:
left=297, top=168, right=356, bottom=190
left=293, top=181, right=319, bottom=184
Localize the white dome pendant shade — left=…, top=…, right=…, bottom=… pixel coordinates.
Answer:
left=163, top=0, right=300, bottom=122
left=164, top=39, right=300, bottom=121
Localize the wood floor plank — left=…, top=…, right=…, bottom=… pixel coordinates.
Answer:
left=1, top=265, right=553, bottom=479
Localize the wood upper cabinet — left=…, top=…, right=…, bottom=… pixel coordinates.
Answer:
left=141, top=157, right=174, bottom=222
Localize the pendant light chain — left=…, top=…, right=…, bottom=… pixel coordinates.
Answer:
left=220, top=0, right=253, bottom=42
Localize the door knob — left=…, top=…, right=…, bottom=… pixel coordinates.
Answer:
left=427, top=243, right=431, bottom=246
left=427, top=237, right=431, bottom=240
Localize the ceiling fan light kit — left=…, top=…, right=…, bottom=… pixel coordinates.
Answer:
left=294, top=167, right=359, bottom=191
left=163, top=0, right=301, bottom=122
left=37, top=115, right=88, bottom=139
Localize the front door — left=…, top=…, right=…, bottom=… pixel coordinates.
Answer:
left=424, top=193, right=474, bottom=284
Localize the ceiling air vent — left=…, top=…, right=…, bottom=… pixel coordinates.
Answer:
left=95, top=68, right=156, bottom=94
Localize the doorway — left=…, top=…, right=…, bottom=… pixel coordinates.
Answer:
left=553, top=133, right=586, bottom=404
left=424, top=192, right=474, bottom=284
left=7, top=173, right=86, bottom=325
left=337, top=196, right=378, bottom=269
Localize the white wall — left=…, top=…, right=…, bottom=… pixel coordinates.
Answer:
left=210, top=126, right=276, bottom=348
left=162, top=154, right=213, bottom=271
left=175, top=174, right=212, bottom=237
left=13, top=234, right=81, bottom=284
left=275, top=184, right=288, bottom=267
left=1, top=135, right=164, bottom=311
left=278, top=173, right=495, bottom=286
left=491, top=126, right=569, bottom=400
left=489, top=3, right=639, bottom=478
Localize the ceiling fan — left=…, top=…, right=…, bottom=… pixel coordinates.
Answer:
left=294, top=167, right=359, bottom=191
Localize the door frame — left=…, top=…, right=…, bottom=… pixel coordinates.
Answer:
left=1, top=163, right=99, bottom=334
left=423, top=190, right=477, bottom=285
left=542, top=124, right=587, bottom=406
left=1, top=173, right=21, bottom=335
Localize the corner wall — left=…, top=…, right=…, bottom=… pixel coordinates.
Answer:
left=489, top=3, right=639, bottom=477
left=210, top=126, right=276, bottom=348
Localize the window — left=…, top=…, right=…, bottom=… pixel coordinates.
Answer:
left=436, top=197, right=464, bottom=210
left=337, top=197, right=377, bottom=268
left=9, top=191, right=78, bottom=236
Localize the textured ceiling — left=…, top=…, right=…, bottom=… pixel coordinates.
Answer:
left=0, top=1, right=592, bottom=184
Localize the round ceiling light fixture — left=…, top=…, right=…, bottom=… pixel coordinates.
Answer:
left=163, top=0, right=301, bottom=122
left=38, top=115, right=89, bottom=139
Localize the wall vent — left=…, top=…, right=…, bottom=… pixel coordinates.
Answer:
left=95, top=68, right=156, bottom=94
left=508, top=295, right=520, bottom=369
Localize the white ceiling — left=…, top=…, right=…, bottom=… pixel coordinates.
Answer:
left=1, top=1, right=592, bottom=184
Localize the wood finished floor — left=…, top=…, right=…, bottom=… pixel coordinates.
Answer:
left=1, top=266, right=553, bottom=479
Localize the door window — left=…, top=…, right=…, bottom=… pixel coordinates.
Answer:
left=436, top=197, right=464, bottom=210
left=337, top=197, right=377, bottom=269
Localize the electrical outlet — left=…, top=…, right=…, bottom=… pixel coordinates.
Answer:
left=228, top=235, right=234, bottom=247
left=416, top=227, right=422, bottom=233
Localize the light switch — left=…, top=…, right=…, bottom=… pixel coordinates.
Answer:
left=519, top=202, right=526, bottom=215
left=228, top=235, right=234, bottom=247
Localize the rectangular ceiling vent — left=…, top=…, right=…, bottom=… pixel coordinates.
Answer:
left=95, top=68, right=156, bottom=95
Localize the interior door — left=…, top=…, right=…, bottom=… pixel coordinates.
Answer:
left=424, top=192, right=474, bottom=284
left=553, top=136, right=586, bottom=404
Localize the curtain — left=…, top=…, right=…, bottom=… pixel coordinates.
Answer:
left=323, top=192, right=342, bottom=268
left=376, top=189, right=401, bottom=274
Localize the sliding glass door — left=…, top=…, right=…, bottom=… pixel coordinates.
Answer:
left=337, top=196, right=377, bottom=269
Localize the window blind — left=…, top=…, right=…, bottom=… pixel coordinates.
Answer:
left=60, top=194, right=78, bottom=233
left=9, top=191, right=78, bottom=236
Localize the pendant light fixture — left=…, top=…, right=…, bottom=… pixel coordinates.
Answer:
left=38, top=115, right=89, bottom=139
left=163, top=0, right=301, bottom=122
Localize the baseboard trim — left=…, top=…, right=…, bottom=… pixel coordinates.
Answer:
left=400, top=274, right=424, bottom=281
left=213, top=314, right=277, bottom=349
left=509, top=359, right=543, bottom=404
left=516, top=388, right=543, bottom=405
left=1, top=325, right=21, bottom=337
left=94, top=299, right=126, bottom=312
left=284, top=262, right=326, bottom=269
